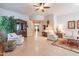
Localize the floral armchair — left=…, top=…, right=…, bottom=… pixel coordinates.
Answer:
left=7, top=33, right=24, bottom=45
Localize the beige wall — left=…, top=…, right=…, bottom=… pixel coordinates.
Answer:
left=27, top=20, right=34, bottom=36
left=56, top=12, right=79, bottom=40
left=44, top=14, right=54, bottom=31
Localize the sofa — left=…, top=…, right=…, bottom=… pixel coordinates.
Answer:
left=7, top=33, right=24, bottom=45
left=63, top=30, right=76, bottom=39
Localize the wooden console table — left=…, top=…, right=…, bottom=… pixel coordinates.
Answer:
left=56, top=32, right=63, bottom=38
left=42, top=32, right=47, bottom=37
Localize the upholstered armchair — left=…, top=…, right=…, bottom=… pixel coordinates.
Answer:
left=7, top=33, right=24, bottom=45
left=47, top=30, right=58, bottom=42
left=4, top=40, right=16, bottom=52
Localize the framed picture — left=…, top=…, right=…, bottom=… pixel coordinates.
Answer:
left=68, top=21, right=75, bottom=29
left=77, top=20, right=79, bottom=29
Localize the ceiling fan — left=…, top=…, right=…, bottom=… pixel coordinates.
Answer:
left=33, top=3, right=50, bottom=12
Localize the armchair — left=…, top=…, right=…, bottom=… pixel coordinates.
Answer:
left=4, top=40, right=16, bottom=52
left=7, top=33, right=24, bottom=45
left=47, top=30, right=58, bottom=42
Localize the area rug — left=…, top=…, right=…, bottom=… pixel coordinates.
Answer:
left=51, top=40, right=79, bottom=54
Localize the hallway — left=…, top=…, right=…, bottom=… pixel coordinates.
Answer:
left=5, top=31, right=79, bottom=56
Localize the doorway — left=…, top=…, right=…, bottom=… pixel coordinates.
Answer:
left=34, top=23, right=39, bottom=32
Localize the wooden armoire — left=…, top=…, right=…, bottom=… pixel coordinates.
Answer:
left=15, top=19, right=27, bottom=37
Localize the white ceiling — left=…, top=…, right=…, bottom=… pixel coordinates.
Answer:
left=0, top=3, right=79, bottom=16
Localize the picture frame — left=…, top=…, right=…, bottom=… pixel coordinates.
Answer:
left=68, top=21, right=75, bottom=29
left=77, top=20, right=79, bottom=29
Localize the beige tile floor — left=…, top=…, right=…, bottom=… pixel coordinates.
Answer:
left=5, top=31, right=79, bottom=56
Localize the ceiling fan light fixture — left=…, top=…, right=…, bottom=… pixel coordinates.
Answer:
left=33, top=3, right=50, bottom=12
left=39, top=6, right=44, bottom=10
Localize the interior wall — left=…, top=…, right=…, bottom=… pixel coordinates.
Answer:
left=39, top=21, right=43, bottom=36
left=44, top=14, right=54, bottom=30
left=27, top=20, right=34, bottom=36
left=0, top=8, right=34, bottom=36
left=57, top=12, right=79, bottom=39
left=53, top=15, right=58, bottom=32
left=29, top=15, right=44, bottom=35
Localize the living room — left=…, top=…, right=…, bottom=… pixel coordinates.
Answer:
left=1, top=3, right=79, bottom=56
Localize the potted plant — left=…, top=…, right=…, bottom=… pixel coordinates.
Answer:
left=0, top=16, right=16, bottom=42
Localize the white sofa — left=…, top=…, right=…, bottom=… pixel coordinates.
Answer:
left=64, top=30, right=74, bottom=39
left=47, top=30, right=58, bottom=42
left=7, top=33, right=24, bottom=45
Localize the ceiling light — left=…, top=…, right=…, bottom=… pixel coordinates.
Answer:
left=39, top=6, right=44, bottom=10
left=33, top=3, right=50, bottom=12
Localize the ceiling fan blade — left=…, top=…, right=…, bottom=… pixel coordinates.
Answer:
left=42, top=9, right=44, bottom=12
left=44, top=7, right=50, bottom=8
left=33, top=5, right=39, bottom=7
left=39, top=3, right=42, bottom=6
left=39, top=3, right=45, bottom=6
left=35, top=9, right=39, bottom=11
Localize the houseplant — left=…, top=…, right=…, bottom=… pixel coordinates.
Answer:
left=0, top=16, right=16, bottom=42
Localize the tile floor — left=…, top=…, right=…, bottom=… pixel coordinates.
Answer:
left=4, top=31, right=79, bottom=56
